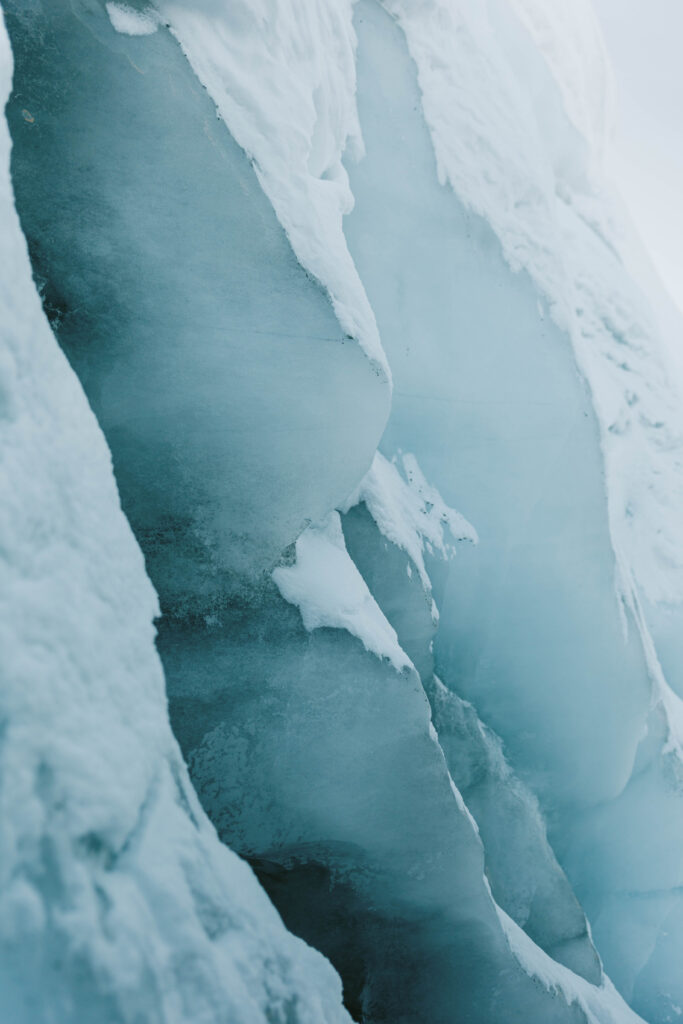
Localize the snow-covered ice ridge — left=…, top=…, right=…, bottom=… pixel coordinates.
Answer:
left=3, top=0, right=683, bottom=1022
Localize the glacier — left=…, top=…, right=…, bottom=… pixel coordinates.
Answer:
left=3, top=1, right=683, bottom=1023
left=0, top=10, right=351, bottom=1024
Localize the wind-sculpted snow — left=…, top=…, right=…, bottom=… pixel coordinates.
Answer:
left=273, top=511, right=411, bottom=672
left=0, top=11, right=352, bottom=1024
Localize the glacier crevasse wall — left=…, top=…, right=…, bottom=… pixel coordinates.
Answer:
left=4, top=1, right=683, bottom=1023
left=0, top=8, right=353, bottom=1024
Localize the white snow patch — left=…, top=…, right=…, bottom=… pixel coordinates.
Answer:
left=340, top=450, right=477, bottom=592
left=106, top=2, right=159, bottom=36
left=273, top=511, right=411, bottom=672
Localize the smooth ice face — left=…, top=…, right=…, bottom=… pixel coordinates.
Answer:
left=4, top=0, right=388, bottom=606
left=167, top=562, right=604, bottom=1024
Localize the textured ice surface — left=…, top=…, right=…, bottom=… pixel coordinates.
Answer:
left=4, top=0, right=683, bottom=1021
left=345, top=0, right=650, bottom=806
left=0, top=10, right=351, bottom=1024
left=382, top=0, right=683, bottom=609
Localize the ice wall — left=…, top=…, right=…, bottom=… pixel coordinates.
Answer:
left=4, top=4, right=616, bottom=1014
left=4, top=0, right=389, bottom=599
left=0, top=8, right=352, bottom=1023
left=342, top=3, right=683, bottom=1021
left=5, top=0, right=683, bottom=1022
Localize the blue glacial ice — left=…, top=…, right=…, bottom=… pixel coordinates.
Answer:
left=3, top=0, right=683, bottom=1023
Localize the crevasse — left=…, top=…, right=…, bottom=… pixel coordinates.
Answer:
left=3, top=1, right=683, bottom=1023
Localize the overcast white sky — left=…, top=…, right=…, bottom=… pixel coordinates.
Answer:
left=593, top=0, right=683, bottom=311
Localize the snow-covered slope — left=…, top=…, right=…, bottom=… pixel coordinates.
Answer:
left=0, top=11, right=351, bottom=1023
left=4, top=0, right=683, bottom=1022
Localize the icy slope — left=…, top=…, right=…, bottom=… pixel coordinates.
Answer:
left=0, top=10, right=351, bottom=1024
